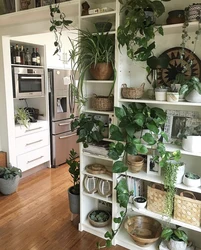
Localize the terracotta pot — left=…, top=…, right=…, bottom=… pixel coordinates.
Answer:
left=89, top=63, right=113, bottom=80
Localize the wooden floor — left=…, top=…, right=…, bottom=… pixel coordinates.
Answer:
left=0, top=165, right=126, bottom=250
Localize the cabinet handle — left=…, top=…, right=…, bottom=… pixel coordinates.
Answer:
left=27, top=156, right=44, bottom=164
left=59, top=133, right=77, bottom=139
left=26, top=139, right=43, bottom=146
left=25, top=127, right=42, bottom=132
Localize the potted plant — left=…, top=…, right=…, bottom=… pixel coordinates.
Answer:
left=166, top=84, right=179, bottom=102
left=179, top=76, right=201, bottom=103
left=72, top=28, right=116, bottom=111
left=180, top=124, right=201, bottom=153
left=183, top=172, right=201, bottom=187
left=70, top=113, right=105, bottom=148
left=0, top=166, right=22, bottom=195
left=117, top=0, right=169, bottom=66
left=161, top=227, right=188, bottom=250
left=66, top=149, right=80, bottom=215
left=14, top=108, right=31, bottom=128
left=154, top=85, right=169, bottom=101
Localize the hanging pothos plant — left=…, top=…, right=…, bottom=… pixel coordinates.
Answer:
left=117, top=0, right=170, bottom=67
left=49, top=3, right=73, bottom=56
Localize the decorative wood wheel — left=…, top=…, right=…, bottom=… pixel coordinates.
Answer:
left=157, top=47, right=201, bottom=86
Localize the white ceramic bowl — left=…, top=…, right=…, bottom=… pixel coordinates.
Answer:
left=183, top=173, right=201, bottom=187
left=133, top=196, right=147, bottom=209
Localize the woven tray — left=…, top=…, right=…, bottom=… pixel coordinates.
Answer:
left=174, top=191, right=201, bottom=226
left=147, top=184, right=166, bottom=214
left=121, top=83, right=145, bottom=99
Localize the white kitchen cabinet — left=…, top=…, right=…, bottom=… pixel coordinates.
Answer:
left=78, top=0, right=201, bottom=250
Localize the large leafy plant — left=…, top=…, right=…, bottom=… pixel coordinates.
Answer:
left=179, top=76, right=201, bottom=97
left=117, top=0, right=170, bottom=64
left=0, top=166, right=22, bottom=180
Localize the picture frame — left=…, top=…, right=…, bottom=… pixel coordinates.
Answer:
left=164, top=110, right=200, bottom=143
left=41, top=0, right=55, bottom=6
left=147, top=155, right=161, bottom=176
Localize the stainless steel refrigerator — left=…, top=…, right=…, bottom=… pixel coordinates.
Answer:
left=48, top=68, right=79, bottom=168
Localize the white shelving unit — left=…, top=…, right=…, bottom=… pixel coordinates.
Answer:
left=78, top=0, right=201, bottom=249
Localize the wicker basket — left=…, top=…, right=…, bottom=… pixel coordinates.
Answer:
left=147, top=184, right=166, bottom=214
left=127, top=155, right=144, bottom=173
left=0, top=151, right=7, bottom=167
left=121, top=83, right=145, bottom=99
left=174, top=191, right=201, bottom=226
left=92, top=95, right=114, bottom=111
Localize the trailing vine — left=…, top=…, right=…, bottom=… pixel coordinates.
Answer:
left=49, top=3, right=73, bottom=56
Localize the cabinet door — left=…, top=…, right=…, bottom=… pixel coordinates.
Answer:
left=15, top=129, right=49, bottom=155
left=17, top=145, right=50, bottom=172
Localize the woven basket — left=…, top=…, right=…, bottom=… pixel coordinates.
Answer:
left=127, top=155, right=144, bottom=173
left=92, top=95, right=114, bottom=111
left=121, top=83, right=145, bottom=99
left=0, top=151, right=7, bottom=167
left=147, top=184, right=166, bottom=214
left=174, top=191, right=201, bottom=226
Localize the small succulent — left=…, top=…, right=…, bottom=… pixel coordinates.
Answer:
left=90, top=210, right=110, bottom=222
left=185, top=172, right=200, bottom=180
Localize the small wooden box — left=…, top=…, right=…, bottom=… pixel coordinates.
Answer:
left=0, top=151, right=7, bottom=167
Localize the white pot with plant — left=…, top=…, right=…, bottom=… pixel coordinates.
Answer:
left=167, top=83, right=179, bottom=102
left=161, top=227, right=188, bottom=250
left=183, top=172, right=201, bottom=187
left=0, top=166, right=22, bottom=195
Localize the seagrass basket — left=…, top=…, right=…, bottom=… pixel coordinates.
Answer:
left=174, top=191, right=201, bottom=227
left=147, top=184, right=166, bottom=214
left=121, top=83, right=145, bottom=99
left=127, top=155, right=144, bottom=173
left=92, top=95, right=114, bottom=111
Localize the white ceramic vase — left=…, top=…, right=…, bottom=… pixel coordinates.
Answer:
left=182, top=136, right=201, bottom=153
left=167, top=92, right=179, bottom=102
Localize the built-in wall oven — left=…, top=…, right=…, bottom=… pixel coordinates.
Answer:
left=12, top=66, right=45, bottom=98
left=48, top=68, right=79, bottom=168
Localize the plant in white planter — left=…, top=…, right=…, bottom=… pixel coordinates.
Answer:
left=166, top=83, right=179, bottom=102
left=179, top=76, right=201, bottom=103
left=155, top=85, right=168, bottom=101
left=180, top=124, right=201, bottom=153
left=161, top=227, right=188, bottom=250
left=0, top=166, right=22, bottom=195
left=66, top=148, right=80, bottom=215
left=183, top=172, right=201, bottom=188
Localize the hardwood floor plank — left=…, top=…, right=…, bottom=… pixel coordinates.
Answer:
left=0, top=165, right=126, bottom=250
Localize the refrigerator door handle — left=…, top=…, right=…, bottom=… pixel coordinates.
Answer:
left=59, top=133, right=77, bottom=139
left=58, top=121, right=72, bottom=126
left=69, top=75, right=75, bottom=114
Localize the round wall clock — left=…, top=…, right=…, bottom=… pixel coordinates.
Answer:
left=157, top=47, right=201, bottom=86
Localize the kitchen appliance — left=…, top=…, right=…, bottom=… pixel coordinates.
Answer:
left=48, top=68, right=79, bottom=167
left=12, top=66, right=45, bottom=98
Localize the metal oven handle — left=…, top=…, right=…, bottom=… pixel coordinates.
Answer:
left=21, top=76, right=42, bottom=79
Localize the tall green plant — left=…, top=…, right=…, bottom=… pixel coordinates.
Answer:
left=66, top=149, right=80, bottom=195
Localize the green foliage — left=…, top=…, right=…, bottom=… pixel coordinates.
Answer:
left=161, top=228, right=188, bottom=243
left=159, top=150, right=182, bottom=217
left=70, top=28, right=116, bottom=98
left=70, top=113, right=104, bottom=148
left=0, top=166, right=22, bottom=180
left=90, top=211, right=110, bottom=222
left=179, top=76, right=201, bottom=97
left=14, top=108, right=31, bottom=128
left=117, top=0, right=169, bottom=65
left=49, top=4, right=73, bottom=56
left=108, top=103, right=167, bottom=174
left=185, top=172, right=200, bottom=180
left=66, top=149, right=80, bottom=194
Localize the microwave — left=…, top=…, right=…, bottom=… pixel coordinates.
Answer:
left=12, top=66, right=45, bottom=99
